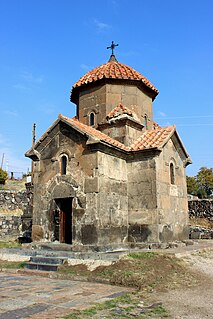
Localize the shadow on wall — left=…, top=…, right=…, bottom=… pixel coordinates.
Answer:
left=128, top=224, right=151, bottom=242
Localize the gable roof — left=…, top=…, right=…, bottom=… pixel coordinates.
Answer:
left=107, top=103, right=134, bottom=119
left=26, top=114, right=191, bottom=165
left=59, top=114, right=128, bottom=151
left=131, top=125, right=174, bottom=150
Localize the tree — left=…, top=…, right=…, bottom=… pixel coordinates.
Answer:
left=0, top=168, right=8, bottom=185
left=196, top=167, right=213, bottom=198
left=187, top=166, right=213, bottom=199
left=186, top=176, right=199, bottom=196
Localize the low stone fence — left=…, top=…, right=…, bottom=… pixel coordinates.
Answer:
left=0, top=190, right=32, bottom=241
left=0, top=192, right=212, bottom=242
left=188, top=199, right=213, bottom=220
left=188, top=199, right=213, bottom=239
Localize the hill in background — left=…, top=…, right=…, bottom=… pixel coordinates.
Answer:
left=0, top=179, right=26, bottom=192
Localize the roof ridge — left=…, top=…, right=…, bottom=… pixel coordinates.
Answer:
left=59, top=115, right=177, bottom=152
left=59, top=114, right=128, bottom=151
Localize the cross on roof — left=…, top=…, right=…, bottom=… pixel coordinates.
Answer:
left=107, top=41, right=119, bottom=55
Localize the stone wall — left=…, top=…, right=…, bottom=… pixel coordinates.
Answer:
left=127, top=156, right=158, bottom=243
left=188, top=199, right=213, bottom=219
left=0, top=189, right=32, bottom=241
left=155, top=137, right=189, bottom=242
left=78, top=82, right=153, bottom=130
left=189, top=199, right=213, bottom=239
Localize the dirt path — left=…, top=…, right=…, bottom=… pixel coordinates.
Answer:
left=154, top=249, right=213, bottom=319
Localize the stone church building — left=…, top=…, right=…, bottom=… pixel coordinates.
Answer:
left=26, top=47, right=191, bottom=248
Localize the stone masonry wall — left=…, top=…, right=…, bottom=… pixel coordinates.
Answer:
left=189, top=199, right=213, bottom=239
left=155, top=138, right=188, bottom=242
left=188, top=199, right=213, bottom=220
left=0, top=190, right=30, bottom=240
left=78, top=83, right=153, bottom=130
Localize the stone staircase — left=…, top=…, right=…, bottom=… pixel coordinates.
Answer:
left=1, top=244, right=128, bottom=272
left=25, top=256, right=67, bottom=271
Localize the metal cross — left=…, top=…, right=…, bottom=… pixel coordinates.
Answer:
left=107, top=41, right=119, bottom=55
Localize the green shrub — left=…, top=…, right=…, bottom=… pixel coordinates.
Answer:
left=0, top=168, right=8, bottom=185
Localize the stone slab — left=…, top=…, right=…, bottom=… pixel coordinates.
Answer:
left=0, top=271, right=132, bottom=319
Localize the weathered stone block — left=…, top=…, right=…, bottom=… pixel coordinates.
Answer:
left=81, top=224, right=97, bottom=245
left=32, top=225, right=44, bottom=241
left=84, top=177, right=99, bottom=193
left=52, top=182, right=76, bottom=199
left=128, top=224, right=152, bottom=242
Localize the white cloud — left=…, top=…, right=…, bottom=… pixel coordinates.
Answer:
left=94, top=19, right=111, bottom=32
left=13, top=83, right=30, bottom=90
left=20, top=71, right=44, bottom=84
left=3, top=110, right=18, bottom=117
left=13, top=70, right=44, bottom=90
left=159, top=111, right=167, bottom=117
left=80, top=64, right=91, bottom=71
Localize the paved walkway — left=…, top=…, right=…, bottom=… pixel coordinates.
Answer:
left=0, top=240, right=212, bottom=318
left=0, top=271, right=131, bottom=319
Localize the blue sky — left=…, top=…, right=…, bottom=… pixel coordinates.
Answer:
left=0, top=0, right=212, bottom=177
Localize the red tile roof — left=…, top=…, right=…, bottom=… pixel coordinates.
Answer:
left=59, top=114, right=128, bottom=150
left=130, top=125, right=174, bottom=151
left=107, top=103, right=133, bottom=119
left=71, top=59, right=159, bottom=97
left=59, top=114, right=174, bottom=152
left=153, top=122, right=161, bottom=129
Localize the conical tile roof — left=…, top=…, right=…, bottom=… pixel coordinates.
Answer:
left=71, top=56, right=158, bottom=102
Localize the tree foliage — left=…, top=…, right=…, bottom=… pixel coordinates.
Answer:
left=186, top=176, right=198, bottom=196
left=187, top=166, right=213, bottom=199
left=0, top=168, right=8, bottom=184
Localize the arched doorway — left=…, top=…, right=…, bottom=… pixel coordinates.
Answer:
left=54, top=198, right=73, bottom=244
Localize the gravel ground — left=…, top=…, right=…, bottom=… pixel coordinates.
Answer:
left=155, top=249, right=213, bottom=319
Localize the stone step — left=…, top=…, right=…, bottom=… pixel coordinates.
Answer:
left=30, top=256, right=65, bottom=265
left=25, top=262, right=59, bottom=272
left=2, top=247, right=128, bottom=261
left=25, top=256, right=67, bottom=272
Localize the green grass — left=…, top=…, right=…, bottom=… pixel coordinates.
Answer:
left=95, top=269, right=114, bottom=278
left=0, top=241, right=21, bottom=248
left=142, top=305, right=169, bottom=318
left=57, top=267, right=78, bottom=275
left=64, top=293, right=169, bottom=319
left=0, top=261, right=27, bottom=269
left=64, top=294, right=133, bottom=318
left=128, top=252, right=157, bottom=259
left=82, top=308, right=97, bottom=316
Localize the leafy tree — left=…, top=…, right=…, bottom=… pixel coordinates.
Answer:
left=0, top=168, right=8, bottom=185
left=187, top=166, right=213, bottom=199
left=186, top=176, right=199, bottom=196
left=196, top=166, right=213, bottom=198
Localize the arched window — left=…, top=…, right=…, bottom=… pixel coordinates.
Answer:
left=89, top=112, right=95, bottom=126
left=144, top=114, right=148, bottom=129
left=170, top=163, right=175, bottom=184
left=61, top=155, right=67, bottom=175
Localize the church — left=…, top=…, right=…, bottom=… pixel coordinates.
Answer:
left=25, top=43, right=191, bottom=248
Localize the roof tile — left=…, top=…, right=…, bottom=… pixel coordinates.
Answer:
left=59, top=114, right=174, bottom=152
left=130, top=126, right=174, bottom=151
left=107, top=103, right=134, bottom=119
left=71, top=60, right=159, bottom=95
